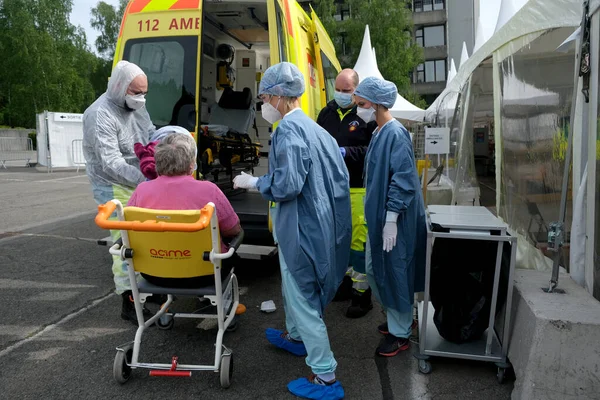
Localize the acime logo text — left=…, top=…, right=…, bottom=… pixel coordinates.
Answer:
left=149, top=248, right=192, bottom=258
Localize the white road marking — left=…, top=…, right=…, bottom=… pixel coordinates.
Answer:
left=26, top=347, right=67, bottom=361
left=0, top=292, right=115, bottom=359
left=33, top=175, right=88, bottom=183
left=0, top=279, right=94, bottom=290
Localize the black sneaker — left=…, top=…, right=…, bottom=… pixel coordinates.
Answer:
left=121, top=291, right=153, bottom=326
left=376, top=334, right=410, bottom=357
left=346, top=288, right=373, bottom=318
left=332, top=275, right=353, bottom=302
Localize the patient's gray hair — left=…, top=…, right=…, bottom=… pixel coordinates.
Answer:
left=155, top=133, right=196, bottom=176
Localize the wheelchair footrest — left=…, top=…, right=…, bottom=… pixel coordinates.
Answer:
left=149, top=356, right=192, bottom=377
left=149, top=370, right=192, bottom=377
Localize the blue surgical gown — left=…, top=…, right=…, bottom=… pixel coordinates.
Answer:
left=257, top=109, right=352, bottom=315
left=364, top=119, right=426, bottom=313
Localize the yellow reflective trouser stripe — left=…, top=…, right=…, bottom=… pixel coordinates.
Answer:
left=350, top=188, right=367, bottom=252
left=110, top=186, right=135, bottom=294
left=350, top=268, right=369, bottom=292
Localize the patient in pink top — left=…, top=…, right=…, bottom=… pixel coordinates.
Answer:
left=128, top=132, right=241, bottom=288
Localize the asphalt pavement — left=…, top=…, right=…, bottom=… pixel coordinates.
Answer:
left=0, top=167, right=513, bottom=399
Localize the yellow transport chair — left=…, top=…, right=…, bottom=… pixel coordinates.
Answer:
left=95, top=200, right=246, bottom=388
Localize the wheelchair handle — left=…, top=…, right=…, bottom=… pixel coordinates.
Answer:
left=95, top=201, right=215, bottom=232
left=228, top=228, right=245, bottom=251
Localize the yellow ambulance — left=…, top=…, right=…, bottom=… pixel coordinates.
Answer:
left=113, top=0, right=341, bottom=250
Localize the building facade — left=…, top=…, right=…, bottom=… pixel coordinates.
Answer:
left=297, top=0, right=477, bottom=106
left=412, top=0, right=477, bottom=105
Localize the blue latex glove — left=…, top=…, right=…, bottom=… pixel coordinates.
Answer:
left=340, top=147, right=347, bottom=158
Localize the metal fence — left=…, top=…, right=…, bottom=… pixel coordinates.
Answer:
left=0, top=137, right=35, bottom=168
left=71, top=139, right=86, bottom=172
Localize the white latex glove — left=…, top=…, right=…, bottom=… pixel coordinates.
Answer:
left=233, top=171, right=259, bottom=190
left=382, top=211, right=399, bottom=252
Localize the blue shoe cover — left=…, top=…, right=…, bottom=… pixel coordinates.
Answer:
left=287, top=377, right=345, bottom=400
left=265, top=328, right=307, bottom=356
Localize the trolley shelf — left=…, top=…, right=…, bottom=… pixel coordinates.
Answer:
left=418, top=301, right=504, bottom=362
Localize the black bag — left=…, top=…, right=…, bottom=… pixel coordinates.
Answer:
left=430, top=237, right=510, bottom=344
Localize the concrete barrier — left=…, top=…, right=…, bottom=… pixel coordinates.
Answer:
left=509, top=270, right=600, bottom=400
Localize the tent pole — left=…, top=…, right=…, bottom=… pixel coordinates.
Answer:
left=546, top=0, right=591, bottom=292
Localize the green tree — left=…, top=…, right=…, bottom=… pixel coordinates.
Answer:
left=0, top=0, right=100, bottom=127
left=90, top=0, right=128, bottom=59
left=312, top=0, right=425, bottom=107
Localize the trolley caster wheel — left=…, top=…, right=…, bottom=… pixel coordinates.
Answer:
left=220, top=352, right=234, bottom=388
left=418, top=359, right=432, bottom=374
left=156, top=314, right=174, bottom=330
left=113, top=346, right=133, bottom=384
left=226, top=316, right=239, bottom=332
left=497, top=367, right=506, bottom=384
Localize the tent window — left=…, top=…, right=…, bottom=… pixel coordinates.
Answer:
left=423, top=0, right=433, bottom=12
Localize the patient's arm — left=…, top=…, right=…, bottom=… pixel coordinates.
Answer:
left=221, top=222, right=241, bottom=238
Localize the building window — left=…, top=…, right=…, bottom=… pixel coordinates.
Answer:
left=334, top=2, right=351, bottom=21
left=415, top=28, right=423, bottom=47
left=414, top=0, right=444, bottom=12
left=415, top=25, right=445, bottom=47
left=416, top=64, right=425, bottom=83
left=415, top=60, right=446, bottom=83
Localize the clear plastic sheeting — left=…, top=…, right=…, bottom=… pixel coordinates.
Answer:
left=451, top=79, right=480, bottom=206
left=497, top=33, right=574, bottom=271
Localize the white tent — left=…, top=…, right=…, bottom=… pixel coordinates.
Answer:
left=473, top=0, right=502, bottom=52
left=459, top=42, right=470, bottom=68
left=353, top=25, right=425, bottom=122
left=426, top=0, right=581, bottom=122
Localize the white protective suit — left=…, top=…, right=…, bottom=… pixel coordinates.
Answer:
left=83, top=61, right=155, bottom=189
left=83, top=61, right=155, bottom=294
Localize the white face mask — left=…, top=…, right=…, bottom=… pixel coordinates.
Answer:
left=125, top=94, right=146, bottom=110
left=357, top=106, right=376, bottom=123
left=261, top=99, right=282, bottom=125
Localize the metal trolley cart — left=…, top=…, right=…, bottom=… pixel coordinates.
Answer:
left=415, top=206, right=517, bottom=383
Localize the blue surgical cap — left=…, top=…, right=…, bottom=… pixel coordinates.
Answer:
left=259, top=62, right=305, bottom=97
left=354, top=77, right=398, bottom=109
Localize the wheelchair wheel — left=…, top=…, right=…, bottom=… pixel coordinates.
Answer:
left=219, top=352, right=233, bottom=388
left=113, top=347, right=133, bottom=384
left=156, top=313, right=174, bottom=330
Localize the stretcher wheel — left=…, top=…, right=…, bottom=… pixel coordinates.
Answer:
left=156, top=314, right=174, bottom=330
left=219, top=352, right=233, bottom=388
left=497, top=367, right=506, bottom=384
left=113, top=347, right=133, bottom=384
left=418, top=359, right=432, bottom=374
